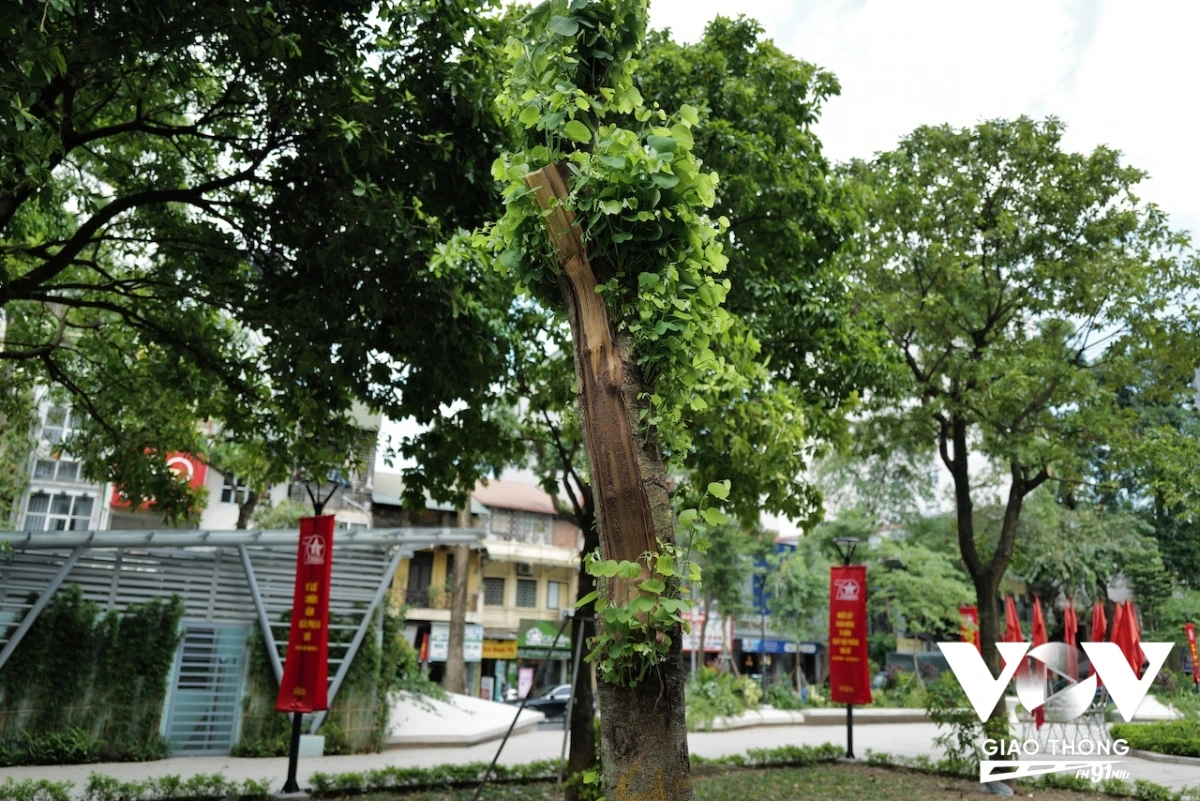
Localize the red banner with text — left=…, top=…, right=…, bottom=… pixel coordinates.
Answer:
left=829, top=564, right=872, bottom=705
left=275, top=515, right=335, bottom=713
left=1185, top=623, right=1199, bottom=684
left=959, top=605, right=981, bottom=652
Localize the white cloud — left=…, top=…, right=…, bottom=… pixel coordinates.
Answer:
left=649, top=0, right=1199, bottom=239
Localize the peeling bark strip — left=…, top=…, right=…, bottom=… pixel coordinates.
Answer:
left=524, top=165, right=694, bottom=801
left=523, top=166, right=658, bottom=566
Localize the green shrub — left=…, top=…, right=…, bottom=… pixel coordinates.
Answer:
left=764, top=682, right=805, bottom=710
left=1132, top=779, right=1177, bottom=801
left=0, top=587, right=183, bottom=767
left=1098, top=777, right=1132, bottom=797
left=1112, top=720, right=1200, bottom=758
left=684, top=668, right=762, bottom=731
left=0, top=779, right=74, bottom=801
left=923, top=671, right=986, bottom=775
left=82, top=771, right=266, bottom=801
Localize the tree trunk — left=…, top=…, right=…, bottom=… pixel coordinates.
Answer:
left=444, top=537, right=470, bottom=695
left=526, top=164, right=693, bottom=801
left=567, top=503, right=598, bottom=801
left=723, top=613, right=740, bottom=677
left=946, top=416, right=1032, bottom=733
left=235, top=489, right=260, bottom=530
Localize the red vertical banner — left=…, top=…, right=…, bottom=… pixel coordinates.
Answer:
left=829, top=565, right=872, bottom=705
left=275, top=515, right=335, bottom=713
left=959, top=605, right=980, bottom=652
left=1185, top=623, right=1200, bottom=684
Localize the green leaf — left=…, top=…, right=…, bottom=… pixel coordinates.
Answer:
left=670, top=123, right=694, bottom=149
left=548, top=15, right=580, bottom=37
left=518, top=105, right=541, bottom=127
left=651, top=173, right=680, bottom=189
left=598, top=154, right=626, bottom=168
left=701, top=507, right=729, bottom=526
left=574, top=590, right=599, bottom=609
left=647, top=134, right=677, bottom=152
left=563, top=119, right=592, bottom=143
left=679, top=104, right=699, bottom=126
left=678, top=509, right=698, bottom=528
left=707, top=480, right=730, bottom=500
left=617, top=560, right=643, bottom=580
left=639, top=578, right=666, bottom=594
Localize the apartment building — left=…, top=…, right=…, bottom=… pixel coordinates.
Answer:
left=372, top=475, right=582, bottom=698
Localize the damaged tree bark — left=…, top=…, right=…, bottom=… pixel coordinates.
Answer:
left=524, top=164, right=693, bottom=801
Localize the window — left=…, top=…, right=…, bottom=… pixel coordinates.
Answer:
left=40, top=406, right=67, bottom=445
left=516, top=579, right=537, bottom=608
left=484, top=577, right=506, bottom=606
left=220, top=474, right=249, bottom=504
left=511, top=512, right=551, bottom=545
left=55, top=460, right=81, bottom=482
left=23, top=492, right=93, bottom=531
left=547, top=581, right=566, bottom=610
left=33, top=458, right=82, bottom=483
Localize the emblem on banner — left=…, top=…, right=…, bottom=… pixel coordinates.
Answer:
left=833, top=578, right=860, bottom=601
left=302, top=534, right=326, bottom=565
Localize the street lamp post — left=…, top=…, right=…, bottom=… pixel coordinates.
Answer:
left=832, top=536, right=861, bottom=760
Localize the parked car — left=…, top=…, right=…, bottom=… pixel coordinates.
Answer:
left=510, top=683, right=573, bottom=718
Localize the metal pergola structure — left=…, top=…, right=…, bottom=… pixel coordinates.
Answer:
left=0, top=527, right=481, bottom=733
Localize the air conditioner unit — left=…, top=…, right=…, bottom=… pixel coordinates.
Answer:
left=516, top=562, right=534, bottom=576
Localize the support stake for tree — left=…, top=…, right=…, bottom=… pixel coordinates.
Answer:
left=474, top=612, right=572, bottom=801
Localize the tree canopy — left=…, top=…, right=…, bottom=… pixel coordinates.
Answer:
left=849, top=116, right=1198, bottom=692
left=1, top=0, right=516, bottom=516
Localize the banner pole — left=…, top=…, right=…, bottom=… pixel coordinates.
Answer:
left=282, top=711, right=304, bottom=793
left=832, top=537, right=861, bottom=760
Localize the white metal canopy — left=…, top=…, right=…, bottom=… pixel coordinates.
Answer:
left=0, top=527, right=481, bottom=733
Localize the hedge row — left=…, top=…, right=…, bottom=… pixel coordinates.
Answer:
left=0, top=775, right=271, bottom=801
left=1111, top=721, right=1200, bottom=759
left=865, top=749, right=1200, bottom=801
left=306, top=743, right=844, bottom=795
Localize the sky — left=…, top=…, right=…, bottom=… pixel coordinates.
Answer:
left=378, top=1, right=1200, bottom=534
left=648, top=0, right=1199, bottom=239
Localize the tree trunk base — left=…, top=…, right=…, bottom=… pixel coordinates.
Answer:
left=597, top=638, right=693, bottom=801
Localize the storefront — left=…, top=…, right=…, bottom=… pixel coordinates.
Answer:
left=480, top=636, right=518, bottom=700
left=515, top=618, right=572, bottom=693
left=415, top=621, right=484, bottom=693
left=680, top=608, right=733, bottom=673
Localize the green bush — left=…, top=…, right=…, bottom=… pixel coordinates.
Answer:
left=764, top=682, right=805, bottom=710
left=684, top=668, right=762, bottom=731
left=924, top=670, right=986, bottom=776
left=1111, top=720, right=1200, bottom=758
left=79, top=772, right=271, bottom=801
left=0, top=779, right=74, bottom=801
left=1132, top=779, right=1177, bottom=801
left=0, top=587, right=183, bottom=766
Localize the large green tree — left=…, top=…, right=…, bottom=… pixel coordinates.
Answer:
left=443, top=15, right=887, bottom=795
left=1, top=0, right=516, bottom=515
left=850, top=117, right=1198, bottom=724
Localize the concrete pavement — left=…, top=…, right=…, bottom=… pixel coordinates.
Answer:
left=4, top=722, right=1198, bottom=794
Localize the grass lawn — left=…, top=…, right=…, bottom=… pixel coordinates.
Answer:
left=355, top=763, right=1105, bottom=800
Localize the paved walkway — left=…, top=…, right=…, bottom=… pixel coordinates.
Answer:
left=3, top=723, right=1197, bottom=793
